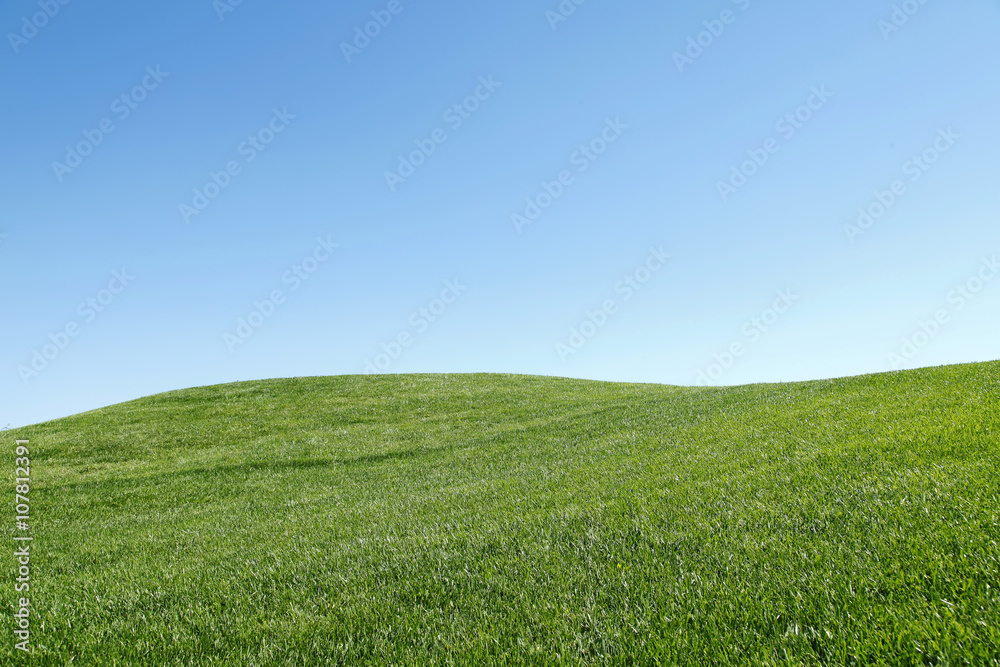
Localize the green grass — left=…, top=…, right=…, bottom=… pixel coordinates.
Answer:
left=4, top=363, right=1000, bottom=665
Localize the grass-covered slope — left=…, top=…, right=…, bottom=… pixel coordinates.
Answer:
left=5, top=363, right=1000, bottom=665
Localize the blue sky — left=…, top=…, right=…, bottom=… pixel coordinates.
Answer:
left=2, top=0, right=999, bottom=427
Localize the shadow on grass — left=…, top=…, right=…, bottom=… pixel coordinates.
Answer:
left=50, top=444, right=455, bottom=494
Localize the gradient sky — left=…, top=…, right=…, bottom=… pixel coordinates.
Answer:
left=2, top=0, right=999, bottom=427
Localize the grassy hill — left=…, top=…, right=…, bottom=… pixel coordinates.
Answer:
left=5, top=363, right=1000, bottom=665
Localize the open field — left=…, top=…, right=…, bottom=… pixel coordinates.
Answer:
left=4, top=363, right=1000, bottom=665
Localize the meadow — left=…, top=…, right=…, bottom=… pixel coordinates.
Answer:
left=4, top=362, right=999, bottom=665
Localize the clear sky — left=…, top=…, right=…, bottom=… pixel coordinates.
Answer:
left=2, top=0, right=999, bottom=427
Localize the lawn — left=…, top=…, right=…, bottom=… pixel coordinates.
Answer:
left=4, top=363, right=999, bottom=664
